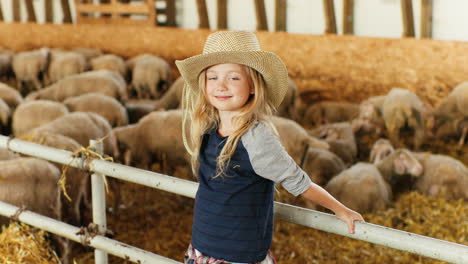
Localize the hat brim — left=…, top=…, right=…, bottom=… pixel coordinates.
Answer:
left=175, top=50, right=288, bottom=108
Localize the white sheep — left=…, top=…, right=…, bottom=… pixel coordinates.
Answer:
left=12, top=100, right=69, bottom=136
left=47, top=51, right=87, bottom=85
left=91, top=54, right=127, bottom=80
left=301, top=147, right=346, bottom=187
left=300, top=101, right=360, bottom=128
left=369, top=138, right=395, bottom=164
left=25, top=70, right=128, bottom=102
left=12, top=47, right=50, bottom=93
left=0, top=82, right=24, bottom=109
left=413, top=152, right=467, bottom=200
left=382, top=88, right=425, bottom=149
left=64, top=93, right=128, bottom=127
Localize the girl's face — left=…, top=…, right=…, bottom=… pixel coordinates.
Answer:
left=205, top=63, right=253, bottom=115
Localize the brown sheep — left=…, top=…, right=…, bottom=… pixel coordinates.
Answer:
left=91, top=54, right=127, bottom=80
left=324, top=162, right=392, bottom=213
left=113, top=109, right=188, bottom=172
left=12, top=48, right=51, bottom=94
left=21, top=131, right=89, bottom=225
left=25, top=70, right=128, bottom=102
left=47, top=51, right=87, bottom=85
left=0, top=148, right=20, bottom=160
left=369, top=138, right=395, bottom=164
left=125, top=99, right=157, bottom=124
left=272, top=116, right=329, bottom=165
left=153, top=75, right=184, bottom=110
left=382, top=88, right=425, bottom=149
left=300, top=101, right=360, bottom=128
left=12, top=100, right=69, bottom=136
left=0, top=82, right=24, bottom=109
left=309, top=122, right=357, bottom=166
left=413, top=152, right=467, bottom=200
left=25, top=112, right=118, bottom=159
left=127, top=54, right=171, bottom=99
left=0, top=50, right=13, bottom=78
left=0, top=157, right=69, bottom=261
left=301, top=147, right=346, bottom=187
left=64, top=93, right=128, bottom=127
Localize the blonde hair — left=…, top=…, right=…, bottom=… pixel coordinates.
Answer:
left=182, top=65, right=277, bottom=178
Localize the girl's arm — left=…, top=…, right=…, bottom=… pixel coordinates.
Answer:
left=300, top=182, right=364, bottom=234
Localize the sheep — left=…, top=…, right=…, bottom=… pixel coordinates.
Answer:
left=0, top=157, right=69, bottom=261
left=412, top=152, right=467, bottom=200
left=0, top=99, right=10, bottom=133
left=276, top=78, right=298, bottom=120
left=47, top=51, right=87, bottom=85
left=12, top=47, right=51, bottom=94
left=300, top=101, right=360, bottom=128
left=125, top=99, right=157, bottom=124
left=153, top=75, right=184, bottom=110
left=24, top=112, right=118, bottom=159
left=309, top=122, right=357, bottom=166
left=21, top=131, right=89, bottom=225
left=0, top=148, right=20, bottom=160
left=325, top=149, right=423, bottom=213
left=324, top=162, right=392, bottom=213
left=0, top=50, right=13, bottom=79
left=25, top=70, right=128, bottom=102
left=12, top=100, right=69, bottom=136
left=71, top=47, right=103, bottom=62
left=369, top=138, right=394, bottom=164
left=272, top=116, right=329, bottom=165
left=64, top=93, right=128, bottom=127
left=0, top=82, right=23, bottom=109
left=91, top=54, right=127, bottom=80
left=353, top=95, right=386, bottom=133
left=127, top=54, right=172, bottom=99
left=113, top=109, right=189, bottom=172
left=382, top=88, right=425, bottom=149
left=301, top=147, right=346, bottom=187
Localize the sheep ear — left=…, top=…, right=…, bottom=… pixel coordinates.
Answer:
left=393, top=156, right=405, bottom=175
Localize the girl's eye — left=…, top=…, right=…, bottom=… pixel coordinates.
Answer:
left=229, top=77, right=240, bottom=80
left=207, top=77, right=217, bottom=80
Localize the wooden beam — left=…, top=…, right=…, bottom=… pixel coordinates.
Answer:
left=323, top=0, right=337, bottom=34
left=25, top=0, right=37, bottom=22
left=13, top=0, right=21, bottom=22
left=254, top=0, right=268, bottom=31
left=196, top=0, right=210, bottom=29
left=401, top=0, right=415, bottom=37
left=61, top=0, right=73, bottom=23
left=0, top=1, right=4, bottom=21
left=420, top=0, right=433, bottom=39
left=342, top=0, right=354, bottom=35
left=45, top=0, right=54, bottom=23
left=75, top=3, right=152, bottom=14
left=275, top=0, right=286, bottom=31
left=165, top=0, right=177, bottom=27
left=217, top=0, right=227, bottom=29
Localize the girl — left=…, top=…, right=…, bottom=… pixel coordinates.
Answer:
left=175, top=31, right=364, bottom=264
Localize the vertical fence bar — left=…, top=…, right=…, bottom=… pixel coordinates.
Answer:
left=90, top=140, right=108, bottom=264
left=165, top=0, right=177, bottom=27
left=25, top=0, right=37, bottom=22
left=254, top=0, right=268, bottom=31
left=196, top=0, right=210, bottom=28
left=401, top=0, right=415, bottom=37
left=342, top=0, right=354, bottom=34
left=217, top=0, right=227, bottom=29
left=323, top=0, right=337, bottom=34
left=13, top=0, right=21, bottom=22
left=420, top=0, right=433, bottom=38
left=61, top=0, right=73, bottom=23
left=45, top=0, right=54, bottom=23
left=0, top=1, right=4, bottom=21
left=274, top=0, right=286, bottom=31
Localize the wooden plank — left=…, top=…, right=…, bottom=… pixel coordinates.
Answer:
left=25, top=0, right=37, bottom=22
left=275, top=0, right=286, bottom=31
left=76, top=16, right=155, bottom=26
left=421, top=0, right=433, bottom=38
left=146, top=0, right=156, bottom=26
left=217, top=0, right=227, bottom=29
left=45, top=0, right=54, bottom=23
left=75, top=3, right=151, bottom=14
left=13, top=0, right=21, bottom=22
left=196, top=0, right=210, bottom=29
left=323, top=0, right=337, bottom=34
left=342, top=0, right=354, bottom=35
left=165, top=0, right=177, bottom=27
left=401, top=0, right=415, bottom=37
left=61, top=0, right=73, bottom=23
left=254, top=0, right=268, bottom=31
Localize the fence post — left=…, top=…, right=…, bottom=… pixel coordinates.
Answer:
left=90, top=140, right=108, bottom=264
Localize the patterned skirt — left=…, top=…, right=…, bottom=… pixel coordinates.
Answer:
left=184, top=244, right=277, bottom=264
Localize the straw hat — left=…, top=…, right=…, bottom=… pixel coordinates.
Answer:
left=175, top=31, right=288, bottom=108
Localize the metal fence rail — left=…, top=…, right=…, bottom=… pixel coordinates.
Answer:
left=0, top=135, right=467, bottom=264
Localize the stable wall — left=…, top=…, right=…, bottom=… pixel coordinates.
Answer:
left=1, top=22, right=467, bottom=105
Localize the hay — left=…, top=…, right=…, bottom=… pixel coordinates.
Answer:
left=0, top=222, right=60, bottom=264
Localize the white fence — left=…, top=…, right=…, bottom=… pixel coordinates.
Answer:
left=0, top=135, right=467, bottom=264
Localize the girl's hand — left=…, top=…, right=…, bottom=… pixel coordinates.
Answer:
left=335, top=207, right=364, bottom=234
